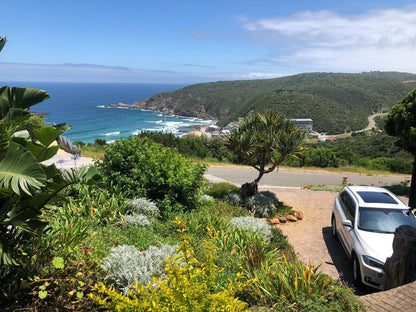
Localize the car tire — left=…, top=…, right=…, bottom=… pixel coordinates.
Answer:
left=352, top=254, right=363, bottom=288
left=331, top=215, right=338, bottom=239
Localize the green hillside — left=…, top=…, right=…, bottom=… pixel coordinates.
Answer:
left=132, top=72, right=416, bottom=134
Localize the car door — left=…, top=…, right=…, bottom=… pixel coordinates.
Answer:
left=338, top=191, right=356, bottom=257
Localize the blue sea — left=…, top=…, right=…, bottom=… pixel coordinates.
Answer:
left=2, top=82, right=216, bottom=143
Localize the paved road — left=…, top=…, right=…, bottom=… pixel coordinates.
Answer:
left=206, top=166, right=410, bottom=188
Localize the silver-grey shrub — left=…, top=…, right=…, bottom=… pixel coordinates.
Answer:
left=200, top=194, right=215, bottom=202
left=127, top=198, right=159, bottom=218
left=123, top=198, right=160, bottom=227
left=226, top=192, right=242, bottom=206
left=123, top=214, right=151, bottom=227
left=245, top=191, right=279, bottom=218
left=230, top=216, right=272, bottom=242
left=101, top=243, right=178, bottom=294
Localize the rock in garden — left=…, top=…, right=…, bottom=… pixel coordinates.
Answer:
left=293, top=209, right=303, bottom=220
left=278, top=216, right=287, bottom=223
left=286, top=214, right=297, bottom=222
left=270, top=217, right=280, bottom=224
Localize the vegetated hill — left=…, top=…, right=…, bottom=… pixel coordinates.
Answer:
left=131, top=71, right=416, bottom=134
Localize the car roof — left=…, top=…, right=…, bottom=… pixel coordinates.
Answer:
left=344, top=186, right=408, bottom=209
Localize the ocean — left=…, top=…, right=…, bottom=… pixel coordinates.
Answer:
left=2, top=82, right=216, bottom=143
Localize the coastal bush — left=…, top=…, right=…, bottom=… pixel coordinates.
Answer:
left=244, top=191, right=283, bottom=218
left=226, top=193, right=243, bottom=206
left=90, top=222, right=249, bottom=312
left=229, top=216, right=272, bottom=242
left=123, top=214, right=151, bottom=227
left=302, top=147, right=340, bottom=168
left=126, top=197, right=159, bottom=218
left=205, top=182, right=240, bottom=200
left=138, top=131, right=229, bottom=161
left=100, top=136, right=207, bottom=212
left=64, top=185, right=127, bottom=226
left=101, top=243, right=178, bottom=294
left=243, top=253, right=364, bottom=311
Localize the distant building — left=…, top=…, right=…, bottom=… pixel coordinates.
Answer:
left=292, top=118, right=313, bottom=131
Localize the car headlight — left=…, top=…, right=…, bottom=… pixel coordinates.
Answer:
left=362, top=255, right=384, bottom=270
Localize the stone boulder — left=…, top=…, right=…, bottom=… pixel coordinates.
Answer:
left=285, top=213, right=297, bottom=222
left=293, top=209, right=303, bottom=220
left=384, top=225, right=416, bottom=289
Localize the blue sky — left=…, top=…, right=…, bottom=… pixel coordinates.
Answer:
left=1, top=0, right=416, bottom=83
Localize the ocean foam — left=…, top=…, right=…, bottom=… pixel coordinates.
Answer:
left=102, top=131, right=121, bottom=136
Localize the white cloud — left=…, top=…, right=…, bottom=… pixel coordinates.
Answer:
left=241, top=7, right=416, bottom=73
left=0, top=62, right=270, bottom=84
left=238, top=72, right=289, bottom=79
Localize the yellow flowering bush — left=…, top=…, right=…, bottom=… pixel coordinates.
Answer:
left=90, top=218, right=250, bottom=311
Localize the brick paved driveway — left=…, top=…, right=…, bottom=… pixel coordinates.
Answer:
left=263, top=187, right=416, bottom=312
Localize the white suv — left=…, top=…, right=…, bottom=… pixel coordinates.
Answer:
left=331, top=185, right=416, bottom=290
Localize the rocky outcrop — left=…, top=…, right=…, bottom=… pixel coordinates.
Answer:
left=384, top=225, right=416, bottom=289
left=105, top=93, right=213, bottom=119
left=106, top=93, right=213, bottom=120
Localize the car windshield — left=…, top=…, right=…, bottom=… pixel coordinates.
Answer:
left=358, top=208, right=416, bottom=233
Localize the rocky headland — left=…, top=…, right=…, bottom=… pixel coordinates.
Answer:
left=104, top=92, right=212, bottom=120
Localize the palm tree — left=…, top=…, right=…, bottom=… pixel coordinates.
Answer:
left=225, top=110, right=308, bottom=198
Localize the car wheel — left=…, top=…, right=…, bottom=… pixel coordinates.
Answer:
left=352, top=254, right=363, bottom=288
left=331, top=215, right=338, bottom=239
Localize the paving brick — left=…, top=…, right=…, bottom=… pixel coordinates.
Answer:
left=260, top=187, right=416, bottom=312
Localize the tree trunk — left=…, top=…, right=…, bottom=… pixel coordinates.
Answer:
left=384, top=225, right=416, bottom=289
left=240, top=181, right=258, bottom=201
left=409, top=155, right=416, bottom=209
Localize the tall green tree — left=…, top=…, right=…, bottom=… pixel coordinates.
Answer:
left=225, top=110, right=308, bottom=197
left=385, top=88, right=416, bottom=208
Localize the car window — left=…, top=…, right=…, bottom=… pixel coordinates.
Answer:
left=356, top=191, right=398, bottom=204
left=358, top=208, right=416, bottom=233
left=340, top=191, right=355, bottom=223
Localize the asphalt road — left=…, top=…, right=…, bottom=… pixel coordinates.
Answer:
left=205, top=166, right=410, bottom=188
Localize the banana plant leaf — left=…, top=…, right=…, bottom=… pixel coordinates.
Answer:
left=0, top=86, right=50, bottom=119
left=0, top=35, right=5, bottom=52
left=0, top=142, right=46, bottom=196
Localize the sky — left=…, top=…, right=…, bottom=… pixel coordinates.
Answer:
left=1, top=0, right=416, bottom=84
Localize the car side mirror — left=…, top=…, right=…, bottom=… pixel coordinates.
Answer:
left=342, top=220, right=352, bottom=228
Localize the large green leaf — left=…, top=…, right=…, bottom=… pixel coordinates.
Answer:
left=0, top=86, right=50, bottom=118
left=33, top=126, right=66, bottom=147
left=0, top=35, right=5, bottom=52
left=0, top=142, right=46, bottom=195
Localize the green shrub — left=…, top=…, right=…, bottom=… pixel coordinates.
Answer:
left=100, top=136, right=207, bottom=212
left=90, top=220, right=249, bottom=311
left=64, top=185, right=127, bottom=226
left=205, top=182, right=240, bottom=200
left=302, top=147, right=340, bottom=168
left=242, top=249, right=365, bottom=311
left=369, top=157, right=412, bottom=173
